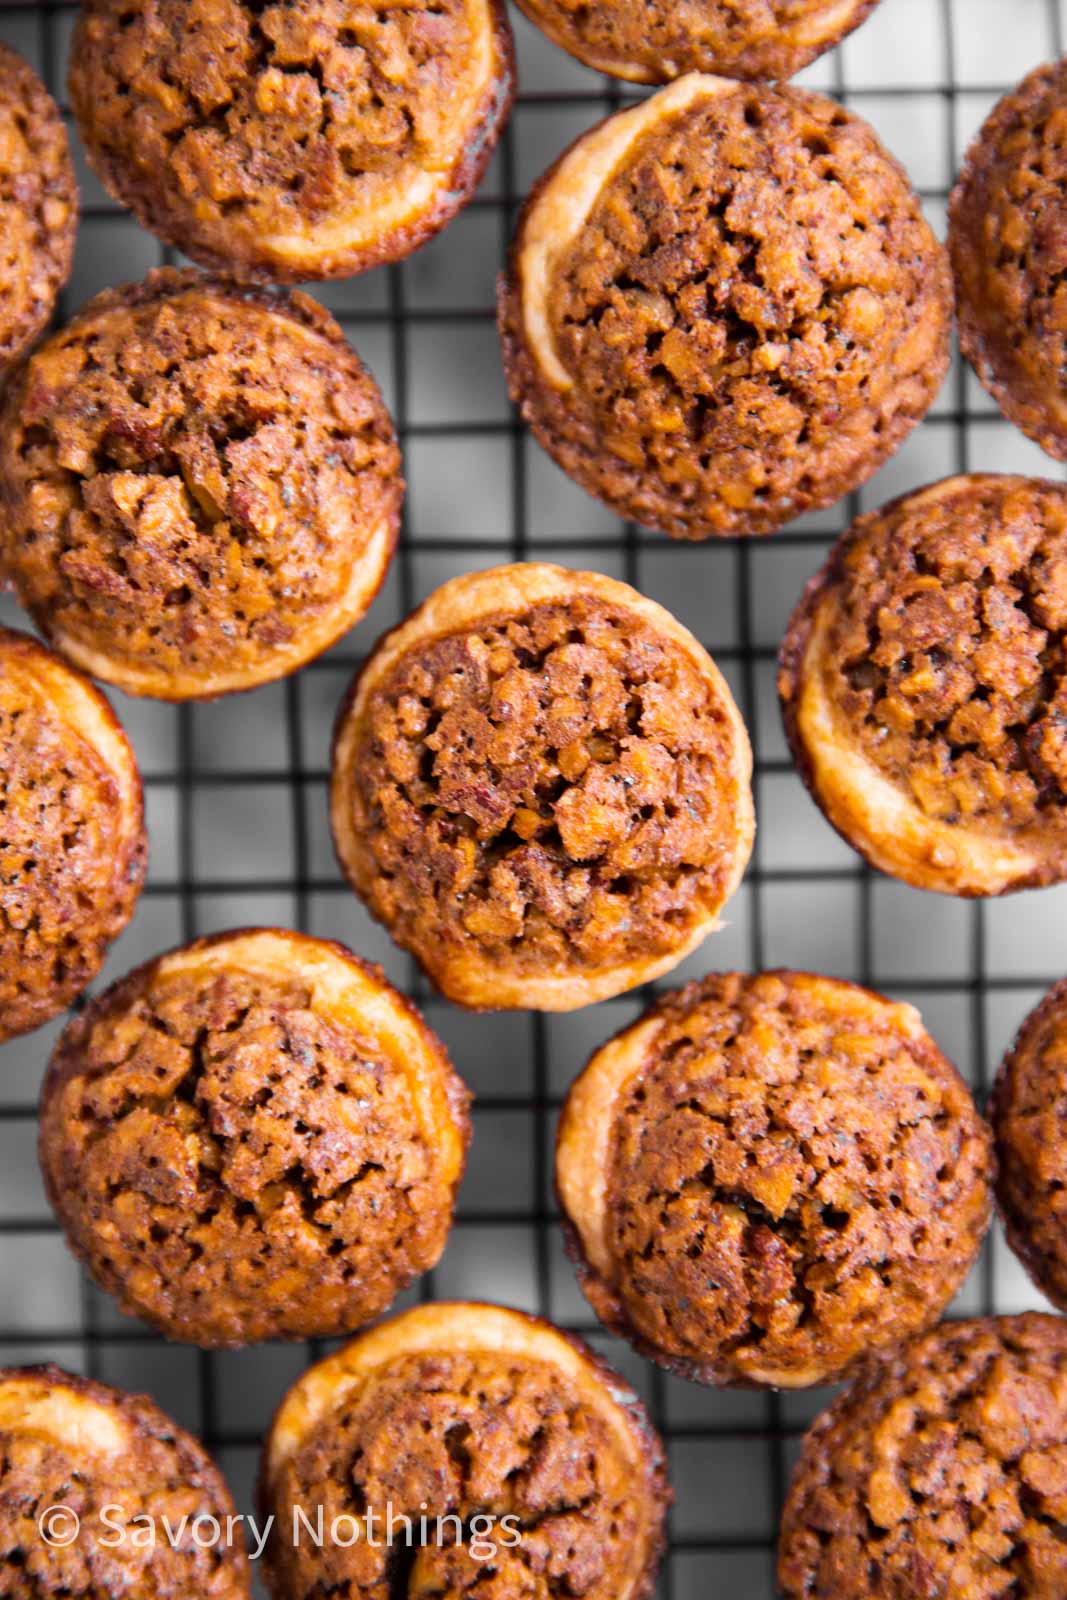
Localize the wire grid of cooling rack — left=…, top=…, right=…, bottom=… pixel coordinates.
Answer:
left=2, top=1, right=1067, bottom=1594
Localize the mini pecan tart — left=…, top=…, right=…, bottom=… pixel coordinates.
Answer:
left=780, top=474, right=1067, bottom=895
left=69, top=0, right=514, bottom=283
left=330, top=563, right=754, bottom=1010
left=513, top=0, right=882, bottom=86
left=991, top=978, right=1067, bottom=1315
left=499, top=74, right=951, bottom=540
left=259, top=1302, right=669, bottom=1600
left=0, top=269, right=401, bottom=699
left=39, top=928, right=470, bottom=1348
left=557, top=970, right=992, bottom=1389
left=0, top=626, right=145, bottom=1043
left=780, top=1315, right=1067, bottom=1598
left=0, top=1364, right=250, bottom=1597
left=951, top=58, right=1067, bottom=461
left=0, top=43, right=77, bottom=373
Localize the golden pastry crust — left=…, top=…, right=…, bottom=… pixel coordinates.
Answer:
left=69, top=0, right=514, bottom=283
left=499, top=74, right=951, bottom=541
left=39, top=929, right=469, bottom=1348
left=259, top=1302, right=669, bottom=1600
left=0, top=44, right=77, bottom=372
left=0, top=1364, right=250, bottom=1597
left=0, top=626, right=145, bottom=1043
left=513, top=0, right=881, bottom=85
left=0, top=269, right=401, bottom=700
left=779, top=1315, right=1067, bottom=1599
left=990, top=978, right=1067, bottom=1314
left=331, top=563, right=754, bottom=1011
left=950, top=58, right=1067, bottom=461
left=557, top=970, right=992, bottom=1390
left=780, top=474, right=1067, bottom=896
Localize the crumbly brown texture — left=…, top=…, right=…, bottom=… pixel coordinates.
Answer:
left=339, top=594, right=744, bottom=989
left=572, top=971, right=992, bottom=1388
left=780, top=475, right=1067, bottom=889
left=0, top=1365, right=250, bottom=1598
left=991, top=980, right=1067, bottom=1314
left=69, top=0, right=514, bottom=282
left=0, top=628, right=145, bottom=1043
left=0, top=269, right=401, bottom=699
left=39, top=941, right=468, bottom=1347
left=262, top=1346, right=666, bottom=1600
left=951, top=58, right=1067, bottom=461
left=780, top=1315, right=1067, bottom=1599
left=500, top=84, right=950, bottom=541
left=0, top=44, right=76, bottom=372
left=513, top=0, right=881, bottom=84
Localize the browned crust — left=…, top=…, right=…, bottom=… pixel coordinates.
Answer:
left=39, top=927, right=471, bottom=1347
left=0, top=625, right=147, bottom=1042
left=510, top=0, right=882, bottom=86
left=0, top=43, right=78, bottom=370
left=40, top=925, right=472, bottom=1148
left=329, top=563, right=754, bottom=1011
left=556, top=969, right=993, bottom=1390
left=989, top=976, right=1067, bottom=1312
left=257, top=1301, right=670, bottom=1600
left=0, top=1363, right=251, bottom=1587
left=0, top=267, right=402, bottom=700
left=778, top=473, right=1067, bottom=896
left=950, top=59, right=1067, bottom=462
left=0, top=1361, right=242, bottom=1489
left=498, top=82, right=951, bottom=542
left=69, top=3, right=515, bottom=284
left=58, top=264, right=367, bottom=346
left=778, top=502, right=885, bottom=869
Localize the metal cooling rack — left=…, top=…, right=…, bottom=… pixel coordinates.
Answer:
left=2, top=1, right=1067, bottom=1594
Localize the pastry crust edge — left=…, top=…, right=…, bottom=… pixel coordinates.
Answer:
left=39, top=927, right=471, bottom=1347
left=556, top=968, right=992, bottom=1389
left=778, top=474, right=1064, bottom=897
left=330, top=562, right=755, bottom=1011
left=258, top=1300, right=670, bottom=1600
left=69, top=0, right=515, bottom=284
